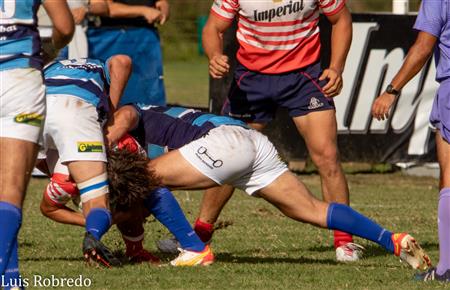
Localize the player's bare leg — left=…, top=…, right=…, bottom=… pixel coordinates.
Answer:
left=149, top=150, right=218, bottom=189
left=293, top=110, right=349, bottom=208
left=0, top=139, right=38, bottom=207
left=257, top=171, right=430, bottom=271
left=0, top=138, right=38, bottom=275
left=198, top=185, right=234, bottom=224
left=257, top=171, right=329, bottom=227
left=149, top=159, right=430, bottom=270
left=293, top=110, right=362, bottom=261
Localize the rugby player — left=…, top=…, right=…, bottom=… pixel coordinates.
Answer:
left=105, top=104, right=432, bottom=272
left=38, top=56, right=132, bottom=267
left=201, top=0, right=359, bottom=261
left=372, top=0, right=450, bottom=282
left=0, top=1, right=74, bottom=288
left=39, top=137, right=213, bottom=266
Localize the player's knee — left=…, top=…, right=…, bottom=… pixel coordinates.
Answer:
left=40, top=198, right=50, bottom=216
left=111, top=54, right=132, bottom=71
left=77, top=172, right=109, bottom=203
left=311, top=147, right=340, bottom=171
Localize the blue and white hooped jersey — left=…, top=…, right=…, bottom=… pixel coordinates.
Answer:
left=0, top=0, right=42, bottom=71
left=44, top=58, right=111, bottom=108
left=131, top=105, right=249, bottom=159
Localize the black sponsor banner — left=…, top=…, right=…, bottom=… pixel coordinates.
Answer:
left=209, top=13, right=438, bottom=163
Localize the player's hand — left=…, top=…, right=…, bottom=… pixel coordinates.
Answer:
left=155, top=0, right=170, bottom=25
left=209, top=54, right=230, bottom=79
left=371, top=92, right=397, bottom=121
left=319, top=67, right=343, bottom=98
left=71, top=7, right=87, bottom=25
left=142, top=7, right=162, bottom=25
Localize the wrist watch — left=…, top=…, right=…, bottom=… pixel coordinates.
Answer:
left=385, top=84, right=401, bottom=97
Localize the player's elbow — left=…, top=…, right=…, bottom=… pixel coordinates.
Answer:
left=110, top=55, right=132, bottom=74
left=53, top=23, right=75, bottom=48
left=120, top=105, right=139, bottom=127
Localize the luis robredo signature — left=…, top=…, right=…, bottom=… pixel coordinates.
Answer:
left=1, top=274, right=92, bottom=288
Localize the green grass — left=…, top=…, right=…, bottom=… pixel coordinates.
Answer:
left=164, top=56, right=209, bottom=107
left=18, top=173, right=448, bottom=289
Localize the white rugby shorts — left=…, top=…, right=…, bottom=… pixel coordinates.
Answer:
left=0, top=68, right=45, bottom=143
left=179, top=125, right=288, bottom=195
left=41, top=94, right=106, bottom=163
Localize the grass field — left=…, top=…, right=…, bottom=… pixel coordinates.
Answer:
left=18, top=173, right=448, bottom=290
left=164, top=57, right=209, bottom=107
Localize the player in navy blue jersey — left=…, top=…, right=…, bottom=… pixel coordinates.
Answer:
left=105, top=104, right=432, bottom=273
left=39, top=134, right=213, bottom=266
left=0, top=1, right=74, bottom=288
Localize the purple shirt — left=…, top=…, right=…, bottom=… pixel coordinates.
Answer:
left=414, top=0, right=450, bottom=82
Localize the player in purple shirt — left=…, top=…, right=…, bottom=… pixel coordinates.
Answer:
left=372, top=0, right=450, bottom=282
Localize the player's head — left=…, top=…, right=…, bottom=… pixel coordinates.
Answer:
left=107, top=148, right=160, bottom=210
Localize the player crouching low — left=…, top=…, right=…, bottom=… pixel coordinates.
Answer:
left=39, top=137, right=214, bottom=266
left=39, top=152, right=159, bottom=265
left=106, top=105, right=432, bottom=272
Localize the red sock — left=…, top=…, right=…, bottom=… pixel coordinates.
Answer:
left=334, top=230, right=353, bottom=248
left=123, top=235, right=144, bottom=257
left=194, top=218, right=214, bottom=243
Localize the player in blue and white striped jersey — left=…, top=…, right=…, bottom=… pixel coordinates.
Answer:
left=39, top=56, right=132, bottom=268
left=0, top=1, right=73, bottom=287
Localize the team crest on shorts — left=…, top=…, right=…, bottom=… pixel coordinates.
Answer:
left=77, top=142, right=103, bottom=153
left=307, top=97, right=324, bottom=110
left=14, top=113, right=43, bottom=127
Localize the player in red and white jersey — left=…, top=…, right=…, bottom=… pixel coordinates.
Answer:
left=210, top=0, right=344, bottom=74
left=197, top=0, right=361, bottom=262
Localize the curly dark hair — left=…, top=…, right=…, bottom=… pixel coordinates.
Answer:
left=107, top=149, right=161, bottom=210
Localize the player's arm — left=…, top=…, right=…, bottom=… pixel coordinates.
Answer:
left=40, top=194, right=85, bottom=227
left=104, top=105, right=139, bottom=147
left=107, top=0, right=162, bottom=24
left=43, top=1, right=75, bottom=50
left=320, top=5, right=352, bottom=98
left=89, top=0, right=110, bottom=16
left=372, top=32, right=437, bottom=120
left=202, top=13, right=234, bottom=79
left=106, top=55, right=132, bottom=113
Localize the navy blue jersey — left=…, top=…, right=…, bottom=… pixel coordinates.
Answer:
left=130, top=105, right=248, bottom=158
left=0, top=0, right=42, bottom=70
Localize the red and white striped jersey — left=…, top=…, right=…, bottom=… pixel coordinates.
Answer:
left=211, top=0, right=346, bottom=73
